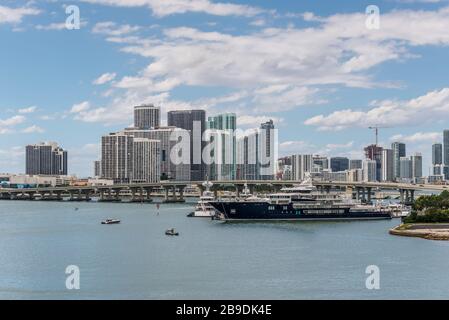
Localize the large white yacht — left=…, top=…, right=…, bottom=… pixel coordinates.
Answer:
left=188, top=181, right=217, bottom=218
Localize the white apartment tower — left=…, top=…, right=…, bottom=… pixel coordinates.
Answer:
left=132, top=138, right=161, bottom=183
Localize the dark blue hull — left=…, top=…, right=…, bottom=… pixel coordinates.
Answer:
left=210, top=201, right=392, bottom=221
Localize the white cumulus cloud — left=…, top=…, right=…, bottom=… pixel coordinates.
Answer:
left=93, top=72, right=117, bottom=85
left=0, top=5, right=40, bottom=24
left=22, top=125, right=45, bottom=134
left=18, top=106, right=37, bottom=114
left=305, top=88, right=449, bottom=131
left=81, top=0, right=264, bottom=17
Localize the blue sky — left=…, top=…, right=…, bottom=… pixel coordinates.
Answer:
left=1, top=0, right=449, bottom=177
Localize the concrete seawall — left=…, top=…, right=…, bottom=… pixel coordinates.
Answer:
left=390, top=224, right=449, bottom=241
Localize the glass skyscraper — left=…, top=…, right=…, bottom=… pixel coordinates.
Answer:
left=444, top=130, right=449, bottom=166
left=207, top=113, right=237, bottom=180
left=391, top=142, right=406, bottom=179
left=432, top=143, right=443, bottom=165
left=168, top=110, right=206, bottom=181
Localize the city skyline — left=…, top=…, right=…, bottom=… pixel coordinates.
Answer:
left=8, top=107, right=449, bottom=182
left=9, top=100, right=449, bottom=184
left=2, top=1, right=449, bottom=176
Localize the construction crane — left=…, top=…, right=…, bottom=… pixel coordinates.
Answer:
left=368, top=125, right=390, bottom=146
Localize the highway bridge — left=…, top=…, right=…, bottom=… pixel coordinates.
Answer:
left=0, top=180, right=446, bottom=203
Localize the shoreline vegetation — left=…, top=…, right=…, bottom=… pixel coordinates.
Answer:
left=391, top=191, right=449, bottom=240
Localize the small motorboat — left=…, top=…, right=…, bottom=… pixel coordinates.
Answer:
left=165, top=228, right=179, bottom=236
left=101, top=219, right=121, bottom=225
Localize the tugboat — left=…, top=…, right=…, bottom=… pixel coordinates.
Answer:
left=165, top=228, right=179, bottom=236
left=101, top=219, right=121, bottom=225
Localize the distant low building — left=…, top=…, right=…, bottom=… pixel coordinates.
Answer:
left=87, top=178, right=114, bottom=186
left=8, top=175, right=73, bottom=188
left=428, top=175, right=445, bottom=184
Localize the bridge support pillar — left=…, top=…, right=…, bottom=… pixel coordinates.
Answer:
left=410, top=190, right=415, bottom=203
left=145, top=188, right=153, bottom=203
left=139, top=187, right=144, bottom=202
left=164, top=187, right=169, bottom=201
left=399, top=189, right=405, bottom=204
left=99, top=189, right=105, bottom=201
left=172, top=187, right=177, bottom=201
left=179, top=186, right=185, bottom=201
left=114, top=189, right=121, bottom=202
left=366, top=187, right=372, bottom=203
left=163, top=186, right=185, bottom=203
left=131, top=188, right=137, bottom=202
left=249, top=185, right=255, bottom=195
left=360, top=188, right=367, bottom=203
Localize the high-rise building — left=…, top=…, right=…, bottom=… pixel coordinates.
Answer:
left=411, top=153, right=423, bottom=179
left=277, top=156, right=292, bottom=180
left=364, top=144, right=383, bottom=181
left=444, top=130, right=449, bottom=166
left=101, top=133, right=133, bottom=183
left=391, top=142, right=406, bottom=179
left=134, top=104, right=160, bottom=129
left=94, top=160, right=101, bottom=177
left=433, top=143, right=443, bottom=165
left=292, top=154, right=313, bottom=180
left=433, top=164, right=449, bottom=180
left=399, top=157, right=412, bottom=180
left=25, top=142, right=68, bottom=176
left=363, top=160, right=377, bottom=182
left=330, top=157, right=349, bottom=172
left=348, top=168, right=364, bottom=182
left=381, top=149, right=394, bottom=182
left=236, top=129, right=259, bottom=180
left=349, top=159, right=363, bottom=170
left=168, top=109, right=206, bottom=181
left=123, top=127, right=191, bottom=181
left=433, top=164, right=443, bottom=175
left=207, top=113, right=237, bottom=180
left=131, top=138, right=161, bottom=183
left=207, top=113, right=237, bottom=131
left=313, top=156, right=329, bottom=172
left=259, top=120, right=277, bottom=180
